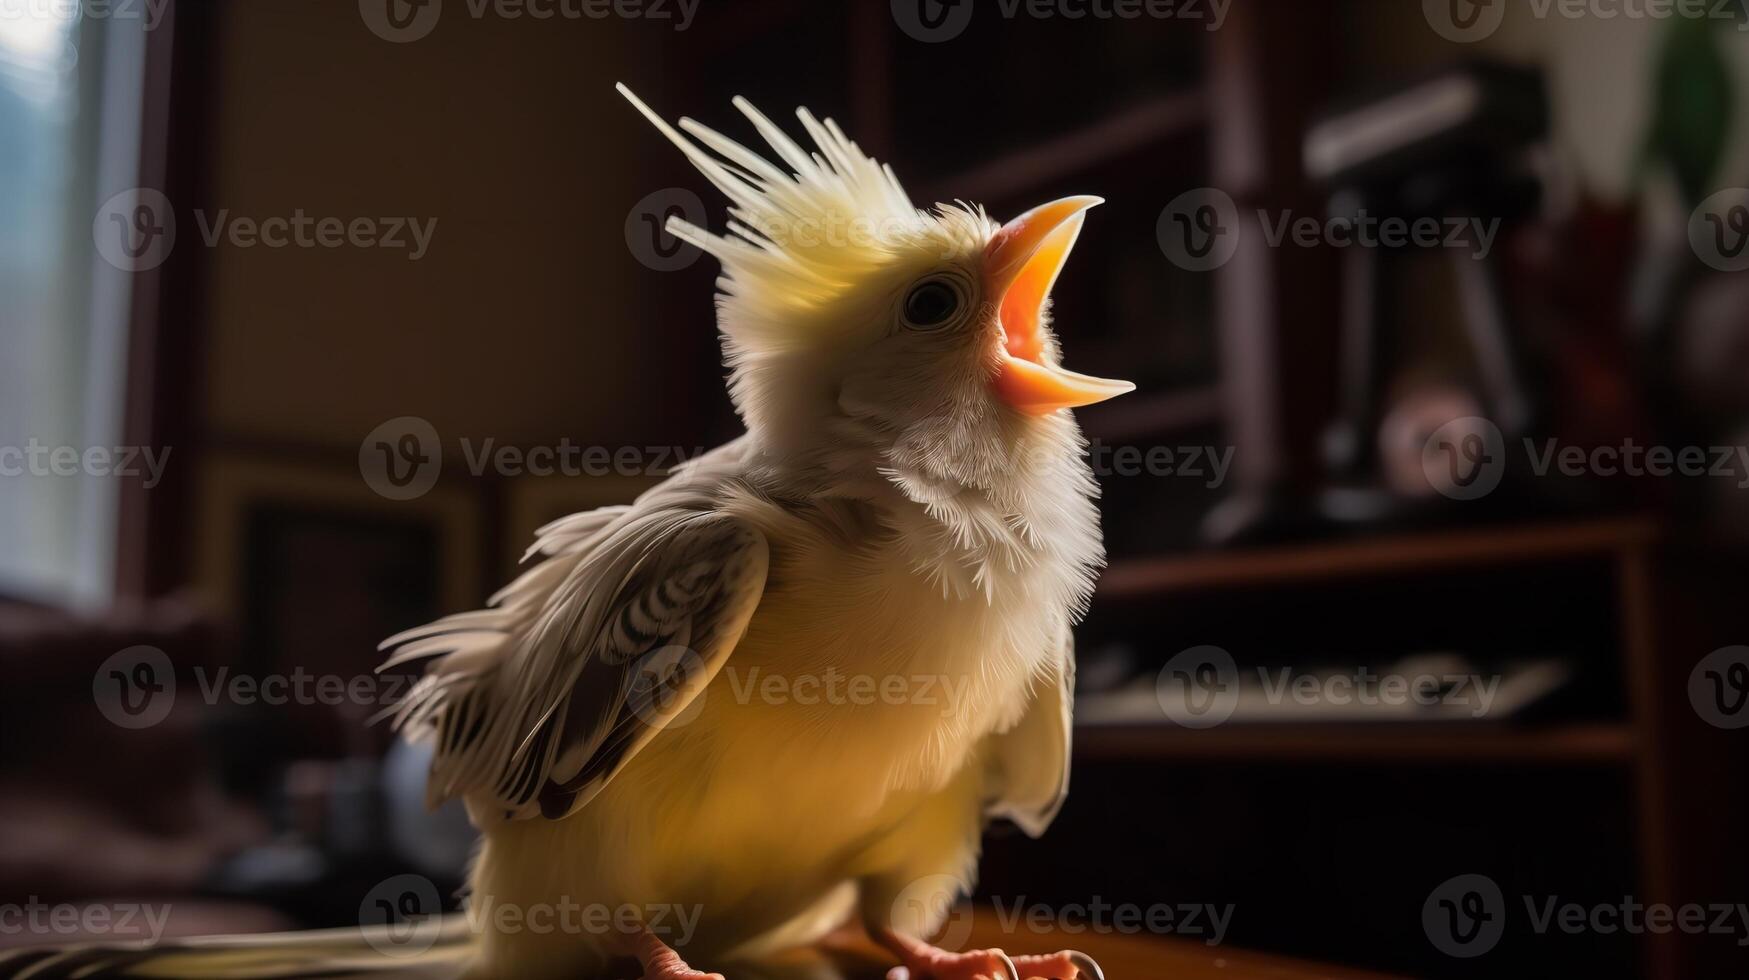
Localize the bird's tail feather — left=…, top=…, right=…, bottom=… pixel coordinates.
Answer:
left=0, top=916, right=476, bottom=980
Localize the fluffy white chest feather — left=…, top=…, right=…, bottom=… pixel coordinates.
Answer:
left=543, top=501, right=1021, bottom=809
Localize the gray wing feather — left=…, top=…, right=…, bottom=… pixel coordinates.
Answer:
left=381, top=441, right=768, bottom=822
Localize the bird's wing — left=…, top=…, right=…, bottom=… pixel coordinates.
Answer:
left=382, top=472, right=768, bottom=822
left=982, top=626, right=1075, bottom=838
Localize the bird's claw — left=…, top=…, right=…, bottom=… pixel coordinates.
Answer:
left=1064, top=951, right=1105, bottom=980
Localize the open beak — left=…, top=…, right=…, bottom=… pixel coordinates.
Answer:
left=984, top=195, right=1135, bottom=415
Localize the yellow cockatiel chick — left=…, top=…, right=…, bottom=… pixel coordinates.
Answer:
left=397, top=85, right=1132, bottom=980
left=0, top=87, right=1130, bottom=980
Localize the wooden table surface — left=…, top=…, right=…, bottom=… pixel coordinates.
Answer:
left=0, top=907, right=1405, bottom=980
left=780, top=907, right=1405, bottom=980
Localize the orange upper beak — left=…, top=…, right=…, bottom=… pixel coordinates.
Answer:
left=984, top=196, right=1135, bottom=415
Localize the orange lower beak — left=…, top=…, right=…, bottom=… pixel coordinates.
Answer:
left=993, top=356, right=1138, bottom=415
left=984, top=196, right=1135, bottom=415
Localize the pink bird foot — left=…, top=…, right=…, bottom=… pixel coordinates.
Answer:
left=625, top=926, right=724, bottom=980
left=876, top=928, right=1104, bottom=980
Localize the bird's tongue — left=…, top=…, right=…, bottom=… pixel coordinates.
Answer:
left=984, top=196, right=1135, bottom=415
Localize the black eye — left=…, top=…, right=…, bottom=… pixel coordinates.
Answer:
left=902, top=279, right=962, bottom=330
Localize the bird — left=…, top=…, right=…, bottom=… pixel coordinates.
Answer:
left=0, top=85, right=1132, bottom=980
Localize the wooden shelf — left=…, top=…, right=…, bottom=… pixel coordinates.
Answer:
left=1075, top=721, right=1636, bottom=765
left=920, top=88, right=1207, bottom=204
left=1099, top=517, right=1658, bottom=600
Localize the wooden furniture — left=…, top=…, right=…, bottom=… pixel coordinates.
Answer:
left=0, top=597, right=285, bottom=942
left=1052, top=516, right=1748, bottom=979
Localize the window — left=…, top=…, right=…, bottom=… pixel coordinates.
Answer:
left=0, top=4, right=148, bottom=606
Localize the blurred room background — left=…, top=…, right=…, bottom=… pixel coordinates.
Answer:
left=3, top=0, right=1748, bottom=976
